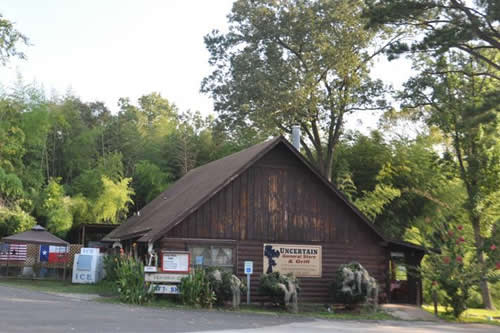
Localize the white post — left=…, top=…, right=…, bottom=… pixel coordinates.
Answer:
left=247, top=273, right=250, bottom=305
left=244, top=261, right=253, bottom=305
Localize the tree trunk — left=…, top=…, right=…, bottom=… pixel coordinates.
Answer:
left=472, top=217, right=496, bottom=310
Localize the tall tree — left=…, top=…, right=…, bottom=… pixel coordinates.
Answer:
left=333, top=130, right=448, bottom=238
left=0, top=13, right=28, bottom=65
left=93, top=176, right=134, bottom=224
left=364, top=0, right=500, bottom=77
left=400, top=52, right=500, bottom=309
left=202, top=0, right=391, bottom=179
left=132, top=160, right=170, bottom=210
left=38, top=178, right=73, bottom=236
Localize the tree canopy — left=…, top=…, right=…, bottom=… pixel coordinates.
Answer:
left=0, top=13, right=28, bottom=64
left=364, top=0, right=500, bottom=76
left=202, top=0, right=392, bottom=179
left=0, top=4, right=499, bottom=311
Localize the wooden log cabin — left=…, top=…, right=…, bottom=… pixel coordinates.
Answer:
left=103, top=136, right=425, bottom=305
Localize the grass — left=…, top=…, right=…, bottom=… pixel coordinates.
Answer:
left=98, top=295, right=395, bottom=321
left=0, top=278, right=402, bottom=321
left=236, top=303, right=395, bottom=320
left=0, top=278, right=116, bottom=296
left=422, top=304, right=500, bottom=326
left=98, top=293, right=394, bottom=320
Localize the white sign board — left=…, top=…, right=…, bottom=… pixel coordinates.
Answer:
left=144, top=266, right=158, bottom=273
left=144, top=273, right=185, bottom=283
left=244, top=261, right=253, bottom=275
left=150, top=284, right=179, bottom=294
left=80, top=248, right=99, bottom=255
left=162, top=251, right=190, bottom=273
left=263, top=243, right=322, bottom=278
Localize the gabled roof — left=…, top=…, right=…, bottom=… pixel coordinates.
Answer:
left=103, top=136, right=423, bottom=253
left=104, top=137, right=283, bottom=242
left=3, top=225, right=69, bottom=246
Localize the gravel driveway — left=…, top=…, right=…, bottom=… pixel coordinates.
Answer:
left=0, top=285, right=498, bottom=333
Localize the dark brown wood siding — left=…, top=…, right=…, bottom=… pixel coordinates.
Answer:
left=167, top=145, right=376, bottom=244
left=236, top=240, right=388, bottom=303
left=162, top=144, right=390, bottom=302
left=158, top=238, right=389, bottom=303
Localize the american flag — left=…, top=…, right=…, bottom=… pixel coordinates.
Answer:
left=0, top=243, right=27, bottom=261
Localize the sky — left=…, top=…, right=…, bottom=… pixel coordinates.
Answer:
left=0, top=0, right=413, bottom=132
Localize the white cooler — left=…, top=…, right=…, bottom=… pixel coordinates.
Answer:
left=72, top=248, right=105, bottom=284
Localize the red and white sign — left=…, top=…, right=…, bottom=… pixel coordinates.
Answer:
left=161, top=251, right=190, bottom=273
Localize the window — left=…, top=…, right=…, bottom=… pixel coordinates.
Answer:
left=190, top=246, right=233, bottom=271
left=76, top=255, right=92, bottom=271
left=390, top=252, right=407, bottom=281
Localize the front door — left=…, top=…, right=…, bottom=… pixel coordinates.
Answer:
left=390, top=252, right=409, bottom=303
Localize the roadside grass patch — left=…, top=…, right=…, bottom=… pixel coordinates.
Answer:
left=237, top=303, right=394, bottom=320
left=0, top=278, right=116, bottom=296
left=102, top=295, right=396, bottom=321
left=0, top=279, right=395, bottom=321
left=423, top=305, right=500, bottom=326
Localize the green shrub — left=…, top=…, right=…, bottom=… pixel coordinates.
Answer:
left=258, top=271, right=299, bottom=306
left=206, top=267, right=232, bottom=306
left=491, top=281, right=500, bottom=309
left=115, top=256, right=153, bottom=304
left=179, top=268, right=215, bottom=308
left=422, top=273, right=447, bottom=304
left=465, top=287, right=484, bottom=308
left=205, top=267, right=247, bottom=306
left=103, top=254, right=120, bottom=282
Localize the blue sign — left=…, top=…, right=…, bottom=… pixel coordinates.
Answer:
left=244, top=261, right=253, bottom=274
left=195, top=256, right=204, bottom=265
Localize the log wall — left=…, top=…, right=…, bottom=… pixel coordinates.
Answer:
left=161, top=144, right=390, bottom=302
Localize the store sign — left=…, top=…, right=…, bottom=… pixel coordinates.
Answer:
left=144, top=266, right=157, bottom=273
left=81, top=248, right=99, bottom=255
left=263, top=243, right=322, bottom=278
left=144, top=273, right=185, bottom=283
left=150, top=284, right=179, bottom=294
left=161, top=251, right=190, bottom=273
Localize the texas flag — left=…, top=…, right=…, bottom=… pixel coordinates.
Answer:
left=40, top=245, right=68, bottom=263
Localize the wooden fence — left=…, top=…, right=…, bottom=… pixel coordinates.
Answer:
left=0, top=244, right=82, bottom=280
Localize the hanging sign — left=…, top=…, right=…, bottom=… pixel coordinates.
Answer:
left=144, top=266, right=157, bottom=273
left=145, top=273, right=185, bottom=283
left=81, top=248, right=99, bottom=255
left=263, top=243, right=322, bottom=278
left=161, top=251, right=190, bottom=273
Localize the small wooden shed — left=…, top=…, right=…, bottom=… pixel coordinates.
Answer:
left=104, top=136, right=425, bottom=304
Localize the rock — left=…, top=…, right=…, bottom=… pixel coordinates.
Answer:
left=277, top=275, right=299, bottom=313
left=335, top=262, right=378, bottom=310
left=229, top=274, right=242, bottom=309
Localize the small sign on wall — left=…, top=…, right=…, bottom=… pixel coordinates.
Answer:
left=161, top=251, right=190, bottom=273
left=244, top=261, right=253, bottom=275
left=80, top=248, right=99, bottom=255
left=150, top=284, right=179, bottom=294
left=145, top=273, right=185, bottom=283
left=263, top=243, right=322, bottom=278
left=144, top=266, right=157, bottom=273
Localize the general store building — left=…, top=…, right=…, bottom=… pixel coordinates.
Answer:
left=104, top=136, right=425, bottom=304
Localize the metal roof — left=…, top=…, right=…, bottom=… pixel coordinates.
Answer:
left=2, top=225, right=69, bottom=246
left=103, top=136, right=424, bottom=254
